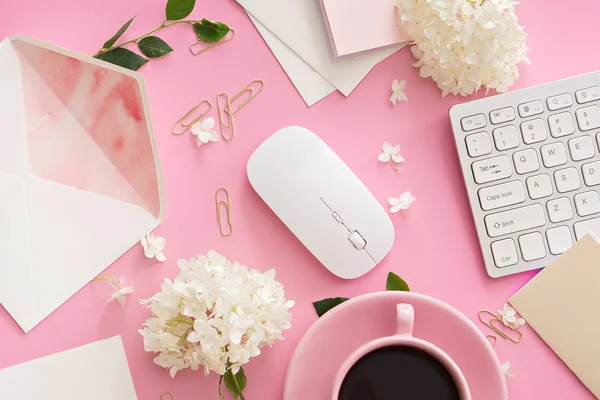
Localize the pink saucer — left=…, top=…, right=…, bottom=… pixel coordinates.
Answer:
left=284, top=291, right=508, bottom=400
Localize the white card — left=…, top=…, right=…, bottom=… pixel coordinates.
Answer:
left=0, top=336, right=138, bottom=399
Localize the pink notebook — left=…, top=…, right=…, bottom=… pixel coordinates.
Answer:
left=318, top=0, right=410, bottom=58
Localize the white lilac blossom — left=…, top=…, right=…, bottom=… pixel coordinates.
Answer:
left=379, top=142, right=404, bottom=174
left=141, top=233, right=166, bottom=261
left=498, top=303, right=526, bottom=329
left=389, top=191, right=416, bottom=216
left=191, top=118, right=219, bottom=147
left=138, top=250, right=294, bottom=394
left=395, top=0, right=529, bottom=97
left=390, top=79, right=408, bottom=105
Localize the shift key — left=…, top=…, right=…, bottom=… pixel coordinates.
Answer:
left=472, top=155, right=512, bottom=184
left=485, top=204, right=546, bottom=237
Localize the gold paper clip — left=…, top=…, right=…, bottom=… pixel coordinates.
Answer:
left=478, top=310, right=523, bottom=343
left=190, top=29, right=236, bottom=55
left=216, top=187, right=232, bottom=236
left=485, top=334, right=498, bottom=349
left=228, top=79, right=264, bottom=115
left=160, top=392, right=174, bottom=400
left=217, top=92, right=235, bottom=141
left=172, top=100, right=212, bottom=135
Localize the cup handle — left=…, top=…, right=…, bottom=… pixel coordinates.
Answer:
left=395, top=303, right=414, bottom=337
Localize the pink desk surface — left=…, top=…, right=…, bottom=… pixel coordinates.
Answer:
left=0, top=0, right=598, bottom=399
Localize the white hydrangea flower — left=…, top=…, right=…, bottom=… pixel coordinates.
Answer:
left=390, top=79, right=408, bottom=105
left=395, top=0, right=529, bottom=97
left=138, top=250, right=294, bottom=383
left=498, top=303, right=526, bottom=329
left=191, top=118, right=219, bottom=147
left=389, top=191, right=416, bottom=217
left=108, top=286, right=135, bottom=307
left=141, top=233, right=166, bottom=261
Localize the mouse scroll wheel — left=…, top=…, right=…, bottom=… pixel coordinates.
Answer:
left=348, top=230, right=366, bottom=250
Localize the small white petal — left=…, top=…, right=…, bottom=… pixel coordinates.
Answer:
left=382, top=142, right=394, bottom=153
left=378, top=153, right=391, bottom=162
left=390, top=144, right=401, bottom=154
left=390, top=92, right=398, bottom=105
left=388, top=198, right=401, bottom=206
left=392, top=154, right=404, bottom=163
left=397, top=92, right=408, bottom=102
left=144, top=247, right=156, bottom=259
left=397, top=80, right=406, bottom=91
left=154, top=237, right=165, bottom=251
left=156, top=251, right=166, bottom=262
left=190, top=123, right=203, bottom=136
left=209, top=130, right=219, bottom=142
left=392, top=79, right=399, bottom=91
left=116, top=296, right=126, bottom=307
left=201, top=117, right=215, bottom=131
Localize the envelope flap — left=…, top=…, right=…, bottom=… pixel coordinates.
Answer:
left=0, top=172, right=37, bottom=331
left=10, top=36, right=164, bottom=220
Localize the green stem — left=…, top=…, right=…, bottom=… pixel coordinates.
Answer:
left=93, top=19, right=196, bottom=56
left=230, top=372, right=245, bottom=400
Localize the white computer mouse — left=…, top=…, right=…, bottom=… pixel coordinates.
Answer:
left=247, top=126, right=395, bottom=279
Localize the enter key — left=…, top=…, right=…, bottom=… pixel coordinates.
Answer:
left=478, top=180, right=526, bottom=211
left=485, top=204, right=546, bottom=237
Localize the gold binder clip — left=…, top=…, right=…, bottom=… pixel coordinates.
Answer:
left=478, top=310, right=523, bottom=344
left=228, top=79, right=264, bottom=115
left=216, top=187, right=232, bottom=236
left=160, top=392, right=174, bottom=400
left=190, top=29, right=236, bottom=55
left=172, top=100, right=212, bottom=135
left=217, top=92, right=235, bottom=141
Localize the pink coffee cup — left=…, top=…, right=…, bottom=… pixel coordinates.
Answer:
left=331, top=303, right=472, bottom=400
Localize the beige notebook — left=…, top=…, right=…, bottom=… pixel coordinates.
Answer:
left=510, top=234, right=600, bottom=398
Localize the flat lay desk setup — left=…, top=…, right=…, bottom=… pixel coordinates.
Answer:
left=1, top=0, right=600, bottom=399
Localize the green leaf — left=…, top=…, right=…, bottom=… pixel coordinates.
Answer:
left=224, top=368, right=247, bottom=399
left=137, top=36, right=174, bottom=58
left=386, top=272, right=410, bottom=292
left=165, top=0, right=196, bottom=20
left=194, top=19, right=230, bottom=42
left=94, top=48, right=148, bottom=71
left=103, top=16, right=135, bottom=49
left=313, top=297, right=349, bottom=317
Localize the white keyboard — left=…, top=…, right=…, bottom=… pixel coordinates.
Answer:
left=450, top=71, right=600, bottom=278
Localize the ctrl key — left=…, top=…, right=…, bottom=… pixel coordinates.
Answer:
left=491, top=238, right=518, bottom=267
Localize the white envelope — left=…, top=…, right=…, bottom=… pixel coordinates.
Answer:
left=236, top=0, right=406, bottom=97
left=0, top=336, right=138, bottom=399
left=248, top=13, right=336, bottom=107
left=0, top=35, right=165, bottom=333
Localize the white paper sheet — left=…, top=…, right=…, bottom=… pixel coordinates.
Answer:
left=236, top=0, right=406, bottom=97
left=248, top=13, right=336, bottom=107
left=0, top=336, right=138, bottom=399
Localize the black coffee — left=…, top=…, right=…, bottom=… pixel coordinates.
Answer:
left=338, top=346, right=461, bottom=400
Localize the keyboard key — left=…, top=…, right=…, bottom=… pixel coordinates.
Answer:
left=547, top=197, right=573, bottom=223
left=575, top=105, right=600, bottom=131
left=518, top=232, right=546, bottom=261
left=518, top=100, right=544, bottom=118
left=548, top=112, right=575, bottom=138
left=526, top=174, right=553, bottom=199
left=547, top=93, right=573, bottom=111
left=574, top=217, right=600, bottom=240
left=490, top=107, right=516, bottom=125
left=546, top=226, right=573, bottom=255
left=576, top=86, right=600, bottom=104
left=484, top=204, right=545, bottom=238
left=574, top=191, right=600, bottom=216
left=541, top=142, right=568, bottom=167
left=569, top=136, right=595, bottom=161
left=472, top=155, right=512, bottom=184
left=554, top=167, right=581, bottom=192
left=465, top=132, right=492, bottom=157
left=513, top=148, right=540, bottom=174
left=478, top=180, right=526, bottom=211
left=491, top=238, right=518, bottom=267
left=461, top=114, right=487, bottom=131
left=493, top=125, right=519, bottom=151
left=582, top=161, right=600, bottom=186
left=520, top=119, right=547, bottom=144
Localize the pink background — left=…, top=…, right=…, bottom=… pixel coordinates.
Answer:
left=0, top=0, right=598, bottom=399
